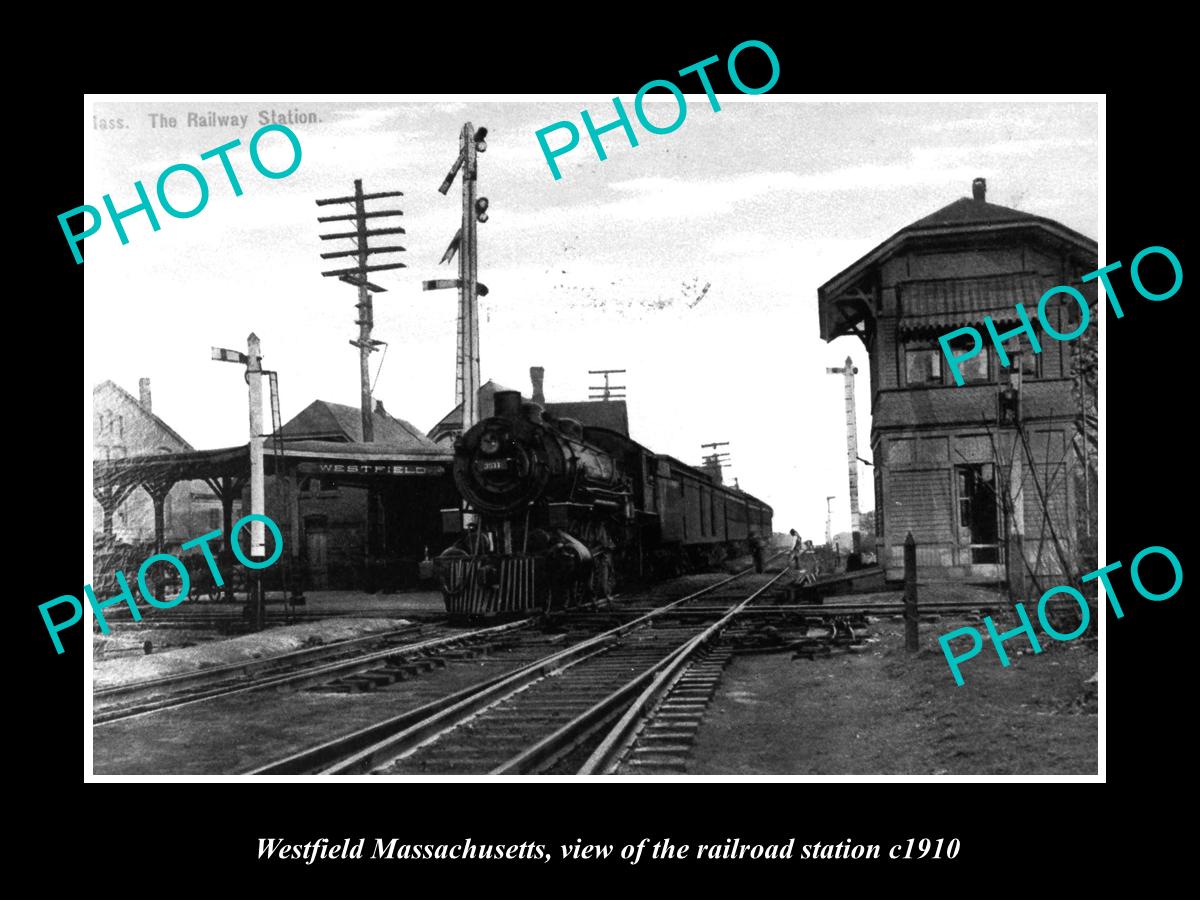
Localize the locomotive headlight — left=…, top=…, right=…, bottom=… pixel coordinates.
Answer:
left=480, top=432, right=501, bottom=455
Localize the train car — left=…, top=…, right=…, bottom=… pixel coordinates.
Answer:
left=432, top=390, right=773, bottom=617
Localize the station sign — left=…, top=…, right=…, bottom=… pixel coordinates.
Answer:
left=296, top=461, right=447, bottom=477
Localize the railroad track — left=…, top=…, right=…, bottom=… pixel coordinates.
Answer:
left=249, top=558, right=794, bottom=775
left=593, top=642, right=738, bottom=774
left=582, top=614, right=864, bottom=775
left=582, top=599, right=1002, bottom=775
left=655, top=602, right=998, bottom=616
left=97, top=555, right=999, bottom=773
left=96, top=607, right=408, bottom=631
left=92, top=619, right=536, bottom=725
left=92, top=586, right=665, bottom=727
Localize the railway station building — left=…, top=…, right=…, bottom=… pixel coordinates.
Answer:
left=92, top=366, right=633, bottom=597
left=817, top=179, right=1097, bottom=587
left=92, top=396, right=458, bottom=596
left=268, top=399, right=457, bottom=590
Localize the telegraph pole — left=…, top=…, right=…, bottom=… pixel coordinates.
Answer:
left=827, top=356, right=862, bottom=555
left=700, top=441, right=730, bottom=486
left=588, top=369, right=626, bottom=401
left=316, top=180, right=406, bottom=442
left=316, top=180, right=405, bottom=592
left=426, top=123, right=489, bottom=432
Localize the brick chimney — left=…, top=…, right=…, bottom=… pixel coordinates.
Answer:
left=972, top=177, right=987, bottom=202
left=375, top=399, right=388, bottom=417
left=138, top=377, right=152, bottom=413
left=530, top=366, right=546, bottom=404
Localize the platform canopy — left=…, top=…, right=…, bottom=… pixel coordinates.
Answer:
left=94, top=441, right=453, bottom=494
left=95, top=445, right=250, bottom=497
left=92, top=440, right=455, bottom=549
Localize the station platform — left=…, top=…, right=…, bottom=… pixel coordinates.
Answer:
left=92, top=616, right=414, bottom=690
left=91, top=589, right=449, bottom=668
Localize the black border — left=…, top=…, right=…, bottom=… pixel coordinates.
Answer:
left=27, top=24, right=1190, bottom=883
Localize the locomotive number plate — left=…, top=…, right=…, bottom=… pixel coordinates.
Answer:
left=477, top=460, right=510, bottom=472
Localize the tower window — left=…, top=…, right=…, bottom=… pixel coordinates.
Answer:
left=948, top=335, right=989, bottom=383
left=904, top=345, right=943, bottom=385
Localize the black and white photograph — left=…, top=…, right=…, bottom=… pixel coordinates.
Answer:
left=80, top=93, right=1101, bottom=779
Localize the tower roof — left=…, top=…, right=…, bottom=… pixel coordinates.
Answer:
left=817, top=181, right=1097, bottom=343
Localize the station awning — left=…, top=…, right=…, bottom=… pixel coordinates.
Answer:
left=897, top=274, right=1048, bottom=336
left=94, top=441, right=454, bottom=494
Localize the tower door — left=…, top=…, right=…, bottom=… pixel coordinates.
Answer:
left=955, top=463, right=1000, bottom=570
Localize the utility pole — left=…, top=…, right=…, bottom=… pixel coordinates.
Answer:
left=700, top=441, right=730, bottom=486
left=425, top=123, right=489, bottom=432
left=826, top=355, right=862, bottom=555
left=211, top=334, right=267, bottom=628
left=826, top=495, right=836, bottom=545
left=588, top=369, right=626, bottom=401
left=316, top=179, right=406, bottom=442
left=316, top=180, right=405, bottom=593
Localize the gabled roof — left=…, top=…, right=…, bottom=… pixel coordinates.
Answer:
left=430, top=389, right=632, bottom=439
left=93, top=380, right=193, bottom=450
left=278, top=399, right=439, bottom=451
left=822, top=197, right=1096, bottom=301
left=907, top=196, right=1051, bottom=230
left=428, top=380, right=515, bottom=437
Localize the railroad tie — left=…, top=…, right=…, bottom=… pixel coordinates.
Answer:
left=625, top=756, right=688, bottom=774
left=377, top=664, right=415, bottom=680
left=359, top=670, right=398, bottom=687
left=325, top=676, right=380, bottom=693
left=621, top=647, right=735, bottom=774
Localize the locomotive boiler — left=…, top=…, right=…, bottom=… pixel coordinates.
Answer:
left=433, top=389, right=773, bottom=617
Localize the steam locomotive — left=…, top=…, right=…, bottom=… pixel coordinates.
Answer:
left=433, top=390, right=773, bottom=616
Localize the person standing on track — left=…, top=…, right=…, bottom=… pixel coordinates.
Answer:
left=801, top=540, right=820, bottom=581
left=788, top=529, right=803, bottom=573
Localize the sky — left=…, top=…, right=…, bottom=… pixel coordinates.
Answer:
left=83, top=96, right=1099, bottom=540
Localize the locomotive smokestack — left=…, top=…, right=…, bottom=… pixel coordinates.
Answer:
left=530, top=366, right=545, bottom=404
left=494, top=390, right=523, bottom=420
